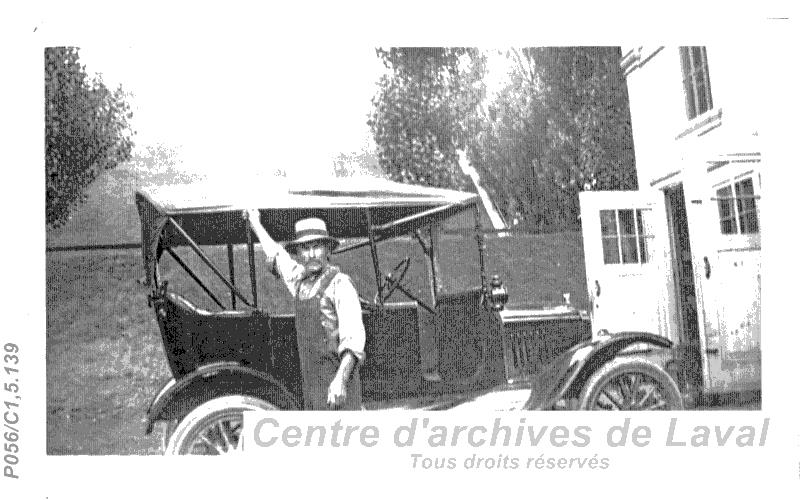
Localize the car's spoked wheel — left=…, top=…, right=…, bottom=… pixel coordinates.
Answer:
left=165, top=395, right=277, bottom=455
left=590, top=372, right=668, bottom=410
left=182, top=412, right=244, bottom=455
left=578, top=357, right=684, bottom=411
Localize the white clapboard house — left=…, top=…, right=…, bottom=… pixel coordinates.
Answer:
left=579, top=46, right=761, bottom=393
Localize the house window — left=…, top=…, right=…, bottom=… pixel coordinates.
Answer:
left=716, top=177, right=759, bottom=235
left=600, top=209, right=653, bottom=264
left=680, top=47, right=713, bottom=119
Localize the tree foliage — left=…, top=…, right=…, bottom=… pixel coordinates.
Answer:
left=46, top=47, right=135, bottom=228
left=368, top=48, right=485, bottom=190
left=469, top=47, right=638, bottom=232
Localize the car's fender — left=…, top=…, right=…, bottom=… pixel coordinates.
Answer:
left=145, top=361, right=299, bottom=434
left=523, top=332, right=676, bottom=410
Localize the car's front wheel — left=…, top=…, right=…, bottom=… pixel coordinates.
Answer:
left=578, top=357, right=684, bottom=411
left=160, top=419, right=177, bottom=453
left=164, top=395, right=277, bottom=455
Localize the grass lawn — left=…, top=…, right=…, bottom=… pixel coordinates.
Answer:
left=47, top=249, right=169, bottom=454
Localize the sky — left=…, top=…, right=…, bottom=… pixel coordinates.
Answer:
left=79, top=44, right=389, bottom=177
left=78, top=42, right=522, bottom=180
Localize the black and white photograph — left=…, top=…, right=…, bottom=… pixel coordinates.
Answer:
left=4, top=2, right=798, bottom=498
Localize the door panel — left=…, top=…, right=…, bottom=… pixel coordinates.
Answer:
left=579, top=191, right=669, bottom=339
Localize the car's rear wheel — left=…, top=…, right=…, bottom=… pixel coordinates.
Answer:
left=164, top=395, right=277, bottom=455
left=578, top=357, right=684, bottom=411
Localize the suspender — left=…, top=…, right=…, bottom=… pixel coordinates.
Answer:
left=295, top=265, right=340, bottom=301
left=315, top=266, right=340, bottom=300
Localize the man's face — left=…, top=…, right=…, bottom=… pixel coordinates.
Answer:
left=296, top=241, right=330, bottom=275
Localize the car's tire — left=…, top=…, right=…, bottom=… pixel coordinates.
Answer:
left=164, top=395, right=278, bottom=455
left=578, top=357, right=684, bottom=411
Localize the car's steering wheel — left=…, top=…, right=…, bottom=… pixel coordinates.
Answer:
left=379, top=257, right=411, bottom=302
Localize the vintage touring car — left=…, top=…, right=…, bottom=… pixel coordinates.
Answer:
left=136, top=176, right=689, bottom=455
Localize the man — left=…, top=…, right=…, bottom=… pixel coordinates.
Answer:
left=244, top=210, right=365, bottom=410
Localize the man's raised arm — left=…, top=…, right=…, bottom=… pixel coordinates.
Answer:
left=243, top=209, right=302, bottom=294
left=244, top=209, right=282, bottom=255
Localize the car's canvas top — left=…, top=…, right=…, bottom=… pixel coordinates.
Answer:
left=135, top=176, right=479, bottom=283
left=136, top=176, right=477, bottom=215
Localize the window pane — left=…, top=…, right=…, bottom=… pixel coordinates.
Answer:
left=618, top=210, right=639, bottom=263
left=717, top=186, right=733, bottom=217
left=735, top=178, right=760, bottom=234
left=683, top=79, right=697, bottom=119
left=636, top=209, right=649, bottom=264
left=680, top=47, right=692, bottom=76
left=693, top=47, right=710, bottom=114
left=739, top=212, right=759, bottom=234
left=621, top=236, right=639, bottom=264
left=600, top=210, right=618, bottom=236
left=735, top=178, right=756, bottom=211
left=696, top=75, right=709, bottom=114
left=716, top=186, right=736, bottom=234
left=738, top=193, right=757, bottom=213
left=602, top=237, right=620, bottom=264
left=721, top=219, right=736, bottom=234
left=691, top=47, right=704, bottom=67
left=618, top=209, right=636, bottom=236
left=600, top=210, right=620, bottom=264
left=735, top=178, right=753, bottom=195
left=697, top=47, right=713, bottom=112
left=680, top=47, right=697, bottom=119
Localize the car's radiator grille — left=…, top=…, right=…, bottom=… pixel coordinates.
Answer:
left=501, top=317, right=590, bottom=383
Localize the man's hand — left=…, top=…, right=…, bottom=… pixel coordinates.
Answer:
left=328, top=350, right=356, bottom=409
left=327, top=373, right=347, bottom=409
left=243, top=208, right=280, bottom=252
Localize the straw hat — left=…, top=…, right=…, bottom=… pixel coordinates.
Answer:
left=284, top=217, right=339, bottom=252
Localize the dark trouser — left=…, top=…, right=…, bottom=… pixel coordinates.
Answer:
left=294, top=278, right=362, bottom=410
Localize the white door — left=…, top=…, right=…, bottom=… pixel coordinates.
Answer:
left=579, top=191, right=670, bottom=340
left=694, top=164, right=761, bottom=391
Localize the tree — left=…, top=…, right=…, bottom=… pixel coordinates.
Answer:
left=368, top=48, right=485, bottom=190
left=466, top=51, right=549, bottom=229
left=468, top=47, right=638, bottom=232
left=45, top=47, right=135, bottom=228
left=527, top=47, right=637, bottom=191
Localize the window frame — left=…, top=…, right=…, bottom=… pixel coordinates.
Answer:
left=680, top=46, right=714, bottom=120
left=712, top=173, right=761, bottom=250
left=599, top=208, right=655, bottom=266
